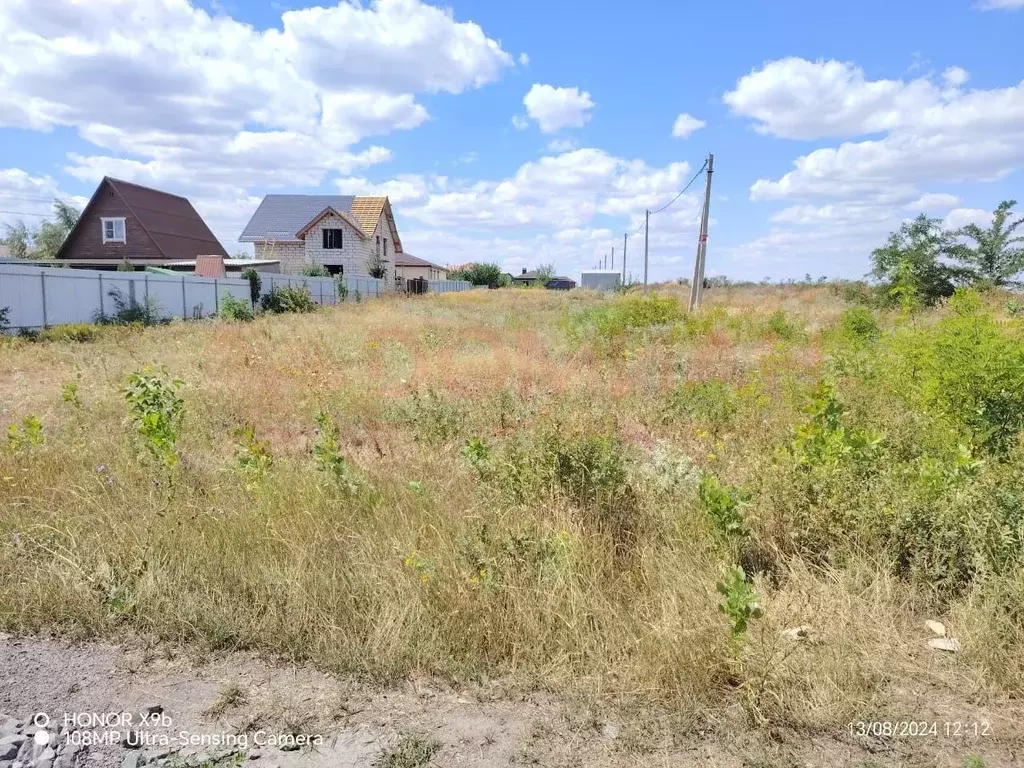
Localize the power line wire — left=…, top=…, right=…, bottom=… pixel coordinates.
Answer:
left=0, top=210, right=51, bottom=217
left=648, top=160, right=707, bottom=216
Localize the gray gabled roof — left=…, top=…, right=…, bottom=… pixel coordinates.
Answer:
left=395, top=252, right=444, bottom=269
left=239, top=195, right=356, bottom=242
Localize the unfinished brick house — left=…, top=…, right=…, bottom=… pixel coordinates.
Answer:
left=238, top=195, right=402, bottom=282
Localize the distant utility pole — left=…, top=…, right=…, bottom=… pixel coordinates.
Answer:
left=643, top=209, right=650, bottom=294
left=622, top=234, right=627, bottom=283
left=611, top=247, right=615, bottom=271
left=689, top=153, right=714, bottom=311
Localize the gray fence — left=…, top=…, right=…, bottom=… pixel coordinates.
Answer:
left=0, top=264, right=468, bottom=330
left=428, top=279, right=473, bottom=293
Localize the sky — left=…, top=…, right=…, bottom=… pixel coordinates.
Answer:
left=0, top=0, right=1022, bottom=283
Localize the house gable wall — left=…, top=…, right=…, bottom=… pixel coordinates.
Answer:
left=303, top=212, right=369, bottom=276
left=58, top=181, right=163, bottom=262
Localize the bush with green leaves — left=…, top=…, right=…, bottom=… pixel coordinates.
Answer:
left=698, top=474, right=749, bottom=541
left=241, top=267, right=262, bottom=306
left=765, top=309, right=801, bottom=340
left=260, top=285, right=317, bottom=314
left=38, top=323, right=101, bottom=343
left=565, top=294, right=683, bottom=343
left=232, top=424, right=272, bottom=481
left=313, top=411, right=358, bottom=490
left=790, top=382, right=883, bottom=473
left=883, top=289, right=1024, bottom=456
left=95, top=287, right=169, bottom=326
left=61, top=380, right=81, bottom=407
left=448, top=262, right=506, bottom=287
left=717, top=566, right=762, bottom=644
left=336, top=275, right=349, bottom=302
left=7, top=415, right=44, bottom=451
left=218, top=293, right=254, bottom=322
left=668, top=379, right=738, bottom=431
left=122, top=368, right=185, bottom=468
left=0, top=306, right=9, bottom=335
left=396, top=390, right=463, bottom=443
left=299, top=264, right=330, bottom=277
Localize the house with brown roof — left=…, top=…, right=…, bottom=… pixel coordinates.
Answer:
left=395, top=252, right=447, bottom=282
left=56, top=177, right=228, bottom=268
left=239, top=195, right=402, bottom=282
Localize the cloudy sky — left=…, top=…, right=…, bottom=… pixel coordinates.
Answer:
left=0, top=0, right=1022, bottom=281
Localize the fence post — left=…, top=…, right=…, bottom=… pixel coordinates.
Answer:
left=214, top=279, right=219, bottom=315
left=144, top=273, right=149, bottom=303
left=319, top=280, right=323, bottom=305
left=182, top=276, right=187, bottom=319
left=40, top=271, right=48, bottom=329
left=98, top=272, right=104, bottom=318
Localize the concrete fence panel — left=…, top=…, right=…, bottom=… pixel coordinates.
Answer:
left=0, top=263, right=470, bottom=331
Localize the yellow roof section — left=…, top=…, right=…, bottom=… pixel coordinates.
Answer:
left=350, top=197, right=386, bottom=235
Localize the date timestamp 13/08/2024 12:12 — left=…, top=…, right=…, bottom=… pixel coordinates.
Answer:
left=848, top=721, right=992, bottom=738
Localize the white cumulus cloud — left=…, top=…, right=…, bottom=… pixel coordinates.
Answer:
left=522, top=84, right=595, bottom=133
left=671, top=113, right=706, bottom=139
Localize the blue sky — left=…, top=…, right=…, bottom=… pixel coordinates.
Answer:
left=0, top=0, right=1022, bottom=281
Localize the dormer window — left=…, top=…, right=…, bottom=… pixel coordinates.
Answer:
left=101, top=217, right=126, bottom=244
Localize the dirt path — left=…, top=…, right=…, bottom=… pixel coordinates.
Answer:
left=0, top=635, right=1019, bottom=768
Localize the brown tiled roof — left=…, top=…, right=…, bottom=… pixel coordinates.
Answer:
left=106, top=178, right=228, bottom=260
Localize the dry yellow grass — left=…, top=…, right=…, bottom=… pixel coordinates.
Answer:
left=1, top=284, right=1022, bottom=747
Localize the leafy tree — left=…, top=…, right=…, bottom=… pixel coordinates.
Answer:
left=948, top=200, right=1024, bottom=286
left=3, top=201, right=80, bottom=260
left=366, top=251, right=387, bottom=279
left=534, top=263, right=555, bottom=287
left=2, top=221, right=31, bottom=259
left=449, top=262, right=505, bottom=287
left=870, top=214, right=964, bottom=306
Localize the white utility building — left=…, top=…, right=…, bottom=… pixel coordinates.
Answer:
left=580, top=270, right=622, bottom=291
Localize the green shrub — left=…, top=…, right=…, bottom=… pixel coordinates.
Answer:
left=668, top=379, right=738, bottom=430
left=122, top=368, right=185, bottom=468
left=698, top=474, right=749, bottom=541
left=260, top=285, right=317, bottom=314
left=0, top=306, right=9, bottom=335
left=566, top=294, right=682, bottom=342
left=885, top=290, right=1024, bottom=456
left=790, top=382, right=883, bottom=473
left=219, top=293, right=254, bottom=321
left=299, top=264, right=329, bottom=277
left=765, top=309, right=800, bottom=340
left=7, top=415, right=44, bottom=451
left=241, top=267, right=262, bottom=306
left=61, top=379, right=81, bottom=407
left=313, top=411, right=358, bottom=490
left=232, top=424, right=272, bottom=481
left=717, top=566, right=762, bottom=644
left=36, top=323, right=100, bottom=342
left=95, top=287, right=169, bottom=326
left=837, top=306, right=879, bottom=342
left=396, top=390, right=463, bottom=443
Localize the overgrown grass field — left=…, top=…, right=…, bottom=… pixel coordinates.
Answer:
left=2, top=285, right=1024, bottom=732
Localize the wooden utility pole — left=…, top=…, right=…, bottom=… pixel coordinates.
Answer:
left=643, top=209, right=650, bottom=294
left=689, top=153, right=714, bottom=311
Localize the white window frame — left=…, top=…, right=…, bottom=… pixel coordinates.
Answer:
left=101, top=217, right=126, bottom=244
